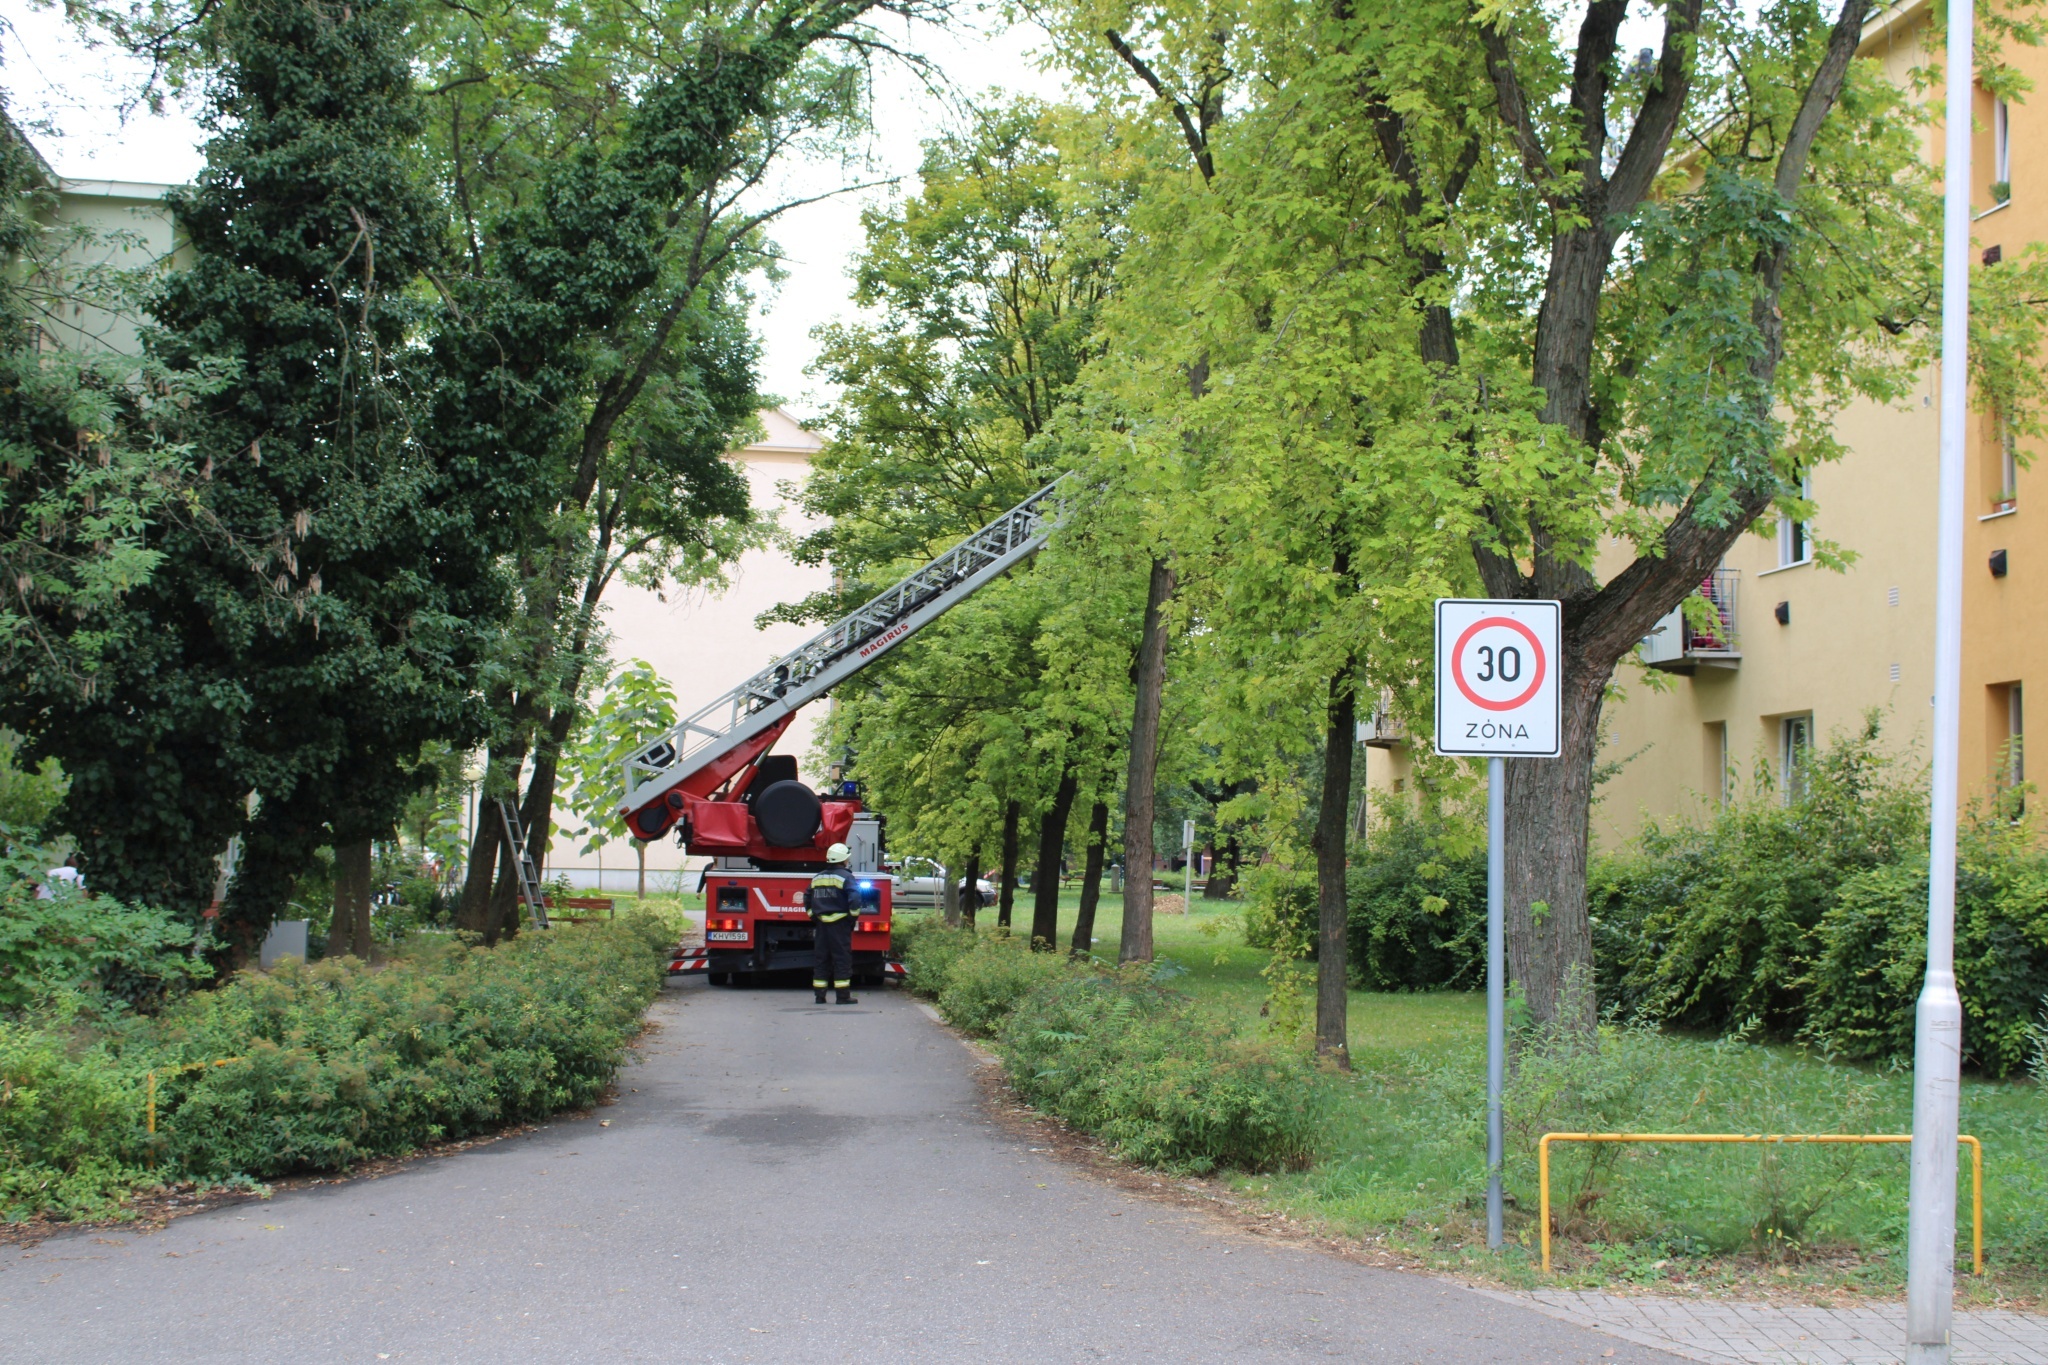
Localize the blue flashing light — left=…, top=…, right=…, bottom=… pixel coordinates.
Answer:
left=857, top=880, right=873, bottom=890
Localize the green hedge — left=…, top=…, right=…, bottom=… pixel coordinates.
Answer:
left=906, top=925, right=1327, bottom=1173
left=1593, top=721, right=2048, bottom=1077
left=1345, top=806, right=1487, bottom=991
left=0, top=917, right=669, bottom=1221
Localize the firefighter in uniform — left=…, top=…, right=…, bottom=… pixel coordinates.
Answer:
left=807, top=842, right=858, bottom=1005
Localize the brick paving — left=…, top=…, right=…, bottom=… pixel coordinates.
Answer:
left=1476, top=1289, right=2048, bottom=1364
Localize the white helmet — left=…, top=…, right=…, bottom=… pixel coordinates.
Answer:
left=826, top=841, right=851, bottom=864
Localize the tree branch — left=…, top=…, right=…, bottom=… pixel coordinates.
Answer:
left=1105, top=29, right=1216, bottom=183
left=1476, top=14, right=1556, bottom=203
left=1608, top=0, right=1707, bottom=211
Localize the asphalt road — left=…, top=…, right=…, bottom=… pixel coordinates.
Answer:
left=1, top=978, right=1686, bottom=1363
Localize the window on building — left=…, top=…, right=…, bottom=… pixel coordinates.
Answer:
left=1704, top=722, right=1729, bottom=805
left=1777, top=475, right=1811, bottom=568
left=2008, top=683, right=2025, bottom=788
left=1780, top=714, right=1813, bottom=802
left=1994, top=99, right=2012, bottom=204
left=2000, top=420, right=2019, bottom=507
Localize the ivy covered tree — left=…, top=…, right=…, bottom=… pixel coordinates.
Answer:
left=7, top=0, right=484, bottom=962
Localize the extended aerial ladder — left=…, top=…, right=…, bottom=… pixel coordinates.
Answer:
left=618, top=474, right=1070, bottom=844
left=621, top=474, right=1069, bottom=985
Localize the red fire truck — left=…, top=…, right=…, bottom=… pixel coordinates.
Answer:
left=617, top=477, right=1066, bottom=985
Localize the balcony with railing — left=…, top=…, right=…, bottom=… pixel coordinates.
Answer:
left=1360, top=688, right=1408, bottom=748
left=1640, top=570, right=1740, bottom=673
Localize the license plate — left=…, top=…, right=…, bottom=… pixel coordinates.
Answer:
left=706, top=931, right=748, bottom=942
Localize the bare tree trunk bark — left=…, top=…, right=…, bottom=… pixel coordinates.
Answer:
left=1071, top=799, right=1110, bottom=957
left=997, top=800, right=1021, bottom=931
left=457, top=744, right=523, bottom=937
left=332, top=836, right=374, bottom=961
left=1119, top=557, right=1175, bottom=964
left=1313, top=673, right=1356, bottom=1068
left=1503, top=652, right=1607, bottom=1037
left=941, top=865, right=961, bottom=927
left=959, top=844, right=981, bottom=929
left=1029, top=766, right=1079, bottom=949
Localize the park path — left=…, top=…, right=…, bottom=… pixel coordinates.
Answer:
left=0, top=976, right=1693, bottom=1364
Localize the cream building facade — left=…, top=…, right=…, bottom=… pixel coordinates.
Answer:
left=541, top=408, right=832, bottom=890
left=1368, top=0, right=2044, bottom=846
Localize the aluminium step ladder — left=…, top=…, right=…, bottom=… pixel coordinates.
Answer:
left=496, top=797, right=551, bottom=929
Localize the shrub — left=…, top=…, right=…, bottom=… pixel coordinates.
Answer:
left=1805, top=829, right=2048, bottom=1077
left=0, top=1020, right=149, bottom=1221
left=1591, top=717, right=2048, bottom=1076
left=1240, top=861, right=1313, bottom=953
left=999, top=973, right=1327, bottom=1173
left=149, top=919, right=666, bottom=1177
left=1592, top=718, right=1925, bottom=1035
left=0, top=916, right=669, bottom=1219
left=1345, top=804, right=1487, bottom=991
left=0, top=845, right=211, bottom=1019
left=931, top=933, right=1081, bottom=1037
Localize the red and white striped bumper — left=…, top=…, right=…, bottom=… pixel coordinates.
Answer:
left=667, top=946, right=710, bottom=974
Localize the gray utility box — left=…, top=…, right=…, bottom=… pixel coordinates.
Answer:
left=260, top=919, right=309, bottom=968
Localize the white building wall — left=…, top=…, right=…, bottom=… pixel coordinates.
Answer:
left=543, top=407, right=831, bottom=891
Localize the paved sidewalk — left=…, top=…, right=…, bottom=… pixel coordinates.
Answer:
left=1482, top=1288, right=2048, bottom=1364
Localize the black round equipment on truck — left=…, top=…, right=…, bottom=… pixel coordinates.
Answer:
left=752, top=779, right=823, bottom=847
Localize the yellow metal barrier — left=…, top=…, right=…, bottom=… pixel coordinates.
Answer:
left=1538, top=1132, right=1984, bottom=1275
left=145, top=1058, right=244, bottom=1137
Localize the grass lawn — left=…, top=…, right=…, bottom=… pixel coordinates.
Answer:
left=910, top=888, right=2048, bottom=1302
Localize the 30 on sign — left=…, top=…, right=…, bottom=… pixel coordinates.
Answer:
left=1433, top=599, right=1562, bottom=757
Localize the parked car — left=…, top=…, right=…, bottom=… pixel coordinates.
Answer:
left=888, top=858, right=993, bottom=910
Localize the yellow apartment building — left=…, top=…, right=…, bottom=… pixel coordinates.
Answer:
left=1366, top=0, right=2045, bottom=845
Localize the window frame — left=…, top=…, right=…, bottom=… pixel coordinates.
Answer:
left=1780, top=714, right=1814, bottom=803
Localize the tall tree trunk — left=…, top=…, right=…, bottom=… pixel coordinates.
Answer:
left=1209, top=830, right=1243, bottom=899
left=1029, top=766, right=1080, bottom=949
left=1119, top=557, right=1175, bottom=963
left=941, top=861, right=961, bottom=927
left=457, top=743, right=523, bottom=936
left=332, top=836, right=374, bottom=961
left=997, top=800, right=1021, bottom=930
left=1313, top=673, right=1356, bottom=1068
left=959, top=843, right=981, bottom=928
left=489, top=820, right=523, bottom=943
left=1503, top=651, right=1608, bottom=1037
left=1071, top=799, right=1109, bottom=957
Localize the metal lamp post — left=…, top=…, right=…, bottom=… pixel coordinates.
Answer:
left=1906, top=0, right=1972, bottom=1356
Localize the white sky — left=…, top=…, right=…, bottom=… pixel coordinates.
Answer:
left=0, top=0, right=1066, bottom=419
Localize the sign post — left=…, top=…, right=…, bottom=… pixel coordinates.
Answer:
left=1182, top=818, right=1196, bottom=908
left=1435, top=599, right=1562, bottom=1251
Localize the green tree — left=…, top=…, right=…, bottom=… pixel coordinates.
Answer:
left=560, top=659, right=679, bottom=898
left=786, top=101, right=1135, bottom=943
left=1043, top=0, right=2044, bottom=1033
left=6, top=0, right=486, bottom=963
left=0, top=100, right=219, bottom=714
left=417, top=0, right=897, bottom=943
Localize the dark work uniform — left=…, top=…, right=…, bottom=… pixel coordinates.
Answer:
left=807, top=869, right=856, bottom=1002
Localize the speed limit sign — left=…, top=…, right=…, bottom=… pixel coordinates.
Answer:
left=1434, top=599, right=1562, bottom=757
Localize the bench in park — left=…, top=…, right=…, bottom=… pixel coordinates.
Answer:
left=543, top=895, right=616, bottom=924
